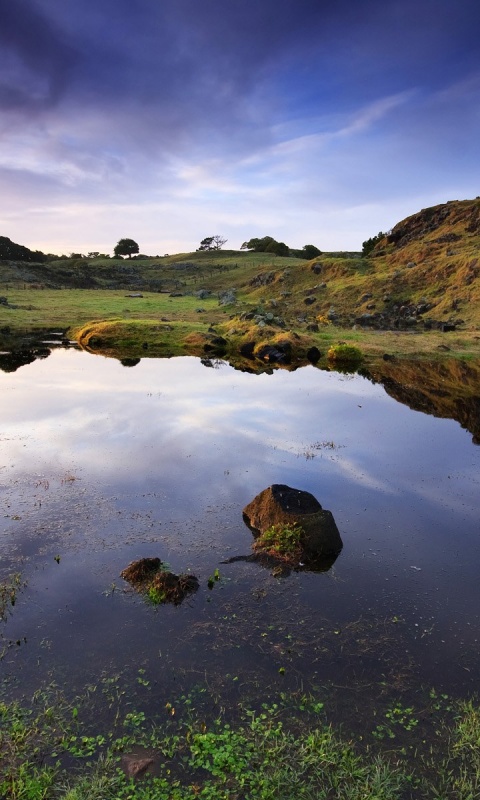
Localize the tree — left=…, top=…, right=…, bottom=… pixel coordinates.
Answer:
left=362, top=232, right=385, bottom=257
left=114, top=238, right=139, bottom=258
left=240, top=236, right=275, bottom=252
left=197, top=235, right=228, bottom=251
left=302, top=244, right=322, bottom=259
left=240, top=236, right=290, bottom=255
left=265, top=240, right=289, bottom=256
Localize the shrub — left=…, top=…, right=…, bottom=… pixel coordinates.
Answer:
left=327, top=344, right=363, bottom=365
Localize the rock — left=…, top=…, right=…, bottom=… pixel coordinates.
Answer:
left=121, top=754, right=154, bottom=779
left=195, top=289, right=211, bottom=299
left=311, top=263, right=322, bottom=274
left=249, top=272, right=275, bottom=287
left=239, top=341, right=256, bottom=358
left=306, top=323, right=319, bottom=332
left=255, top=344, right=290, bottom=364
left=304, top=296, right=316, bottom=305
left=121, top=558, right=162, bottom=584
left=120, top=558, right=199, bottom=605
left=149, top=571, right=199, bottom=605
left=243, top=484, right=343, bottom=560
left=125, top=292, right=143, bottom=298
left=218, top=289, right=236, bottom=305
left=307, top=346, right=322, bottom=363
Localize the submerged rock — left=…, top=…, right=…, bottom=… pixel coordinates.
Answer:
left=243, top=484, right=343, bottom=565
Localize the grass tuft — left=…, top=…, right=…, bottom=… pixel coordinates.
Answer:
left=252, top=523, right=304, bottom=564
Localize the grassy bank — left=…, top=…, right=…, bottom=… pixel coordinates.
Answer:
left=1, top=284, right=480, bottom=362
left=1, top=675, right=480, bottom=799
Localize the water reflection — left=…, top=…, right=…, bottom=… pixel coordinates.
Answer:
left=2, top=333, right=480, bottom=443
left=0, top=347, right=479, bottom=705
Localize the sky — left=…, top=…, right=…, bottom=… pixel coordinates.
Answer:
left=0, top=0, right=479, bottom=255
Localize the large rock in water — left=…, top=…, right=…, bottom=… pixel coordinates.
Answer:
left=243, top=484, right=343, bottom=559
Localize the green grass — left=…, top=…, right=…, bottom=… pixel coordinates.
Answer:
left=2, top=678, right=480, bottom=799
left=252, top=524, right=304, bottom=563
left=0, top=289, right=223, bottom=334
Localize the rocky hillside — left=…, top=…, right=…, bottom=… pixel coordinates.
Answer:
left=364, top=198, right=480, bottom=328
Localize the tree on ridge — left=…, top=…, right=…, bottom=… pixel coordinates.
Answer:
left=114, top=238, right=139, bottom=258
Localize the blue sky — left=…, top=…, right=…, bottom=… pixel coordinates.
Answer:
left=1, top=0, right=479, bottom=255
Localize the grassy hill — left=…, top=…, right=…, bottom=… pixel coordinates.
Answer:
left=1, top=198, right=480, bottom=363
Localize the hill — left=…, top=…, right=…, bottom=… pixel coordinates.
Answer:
left=1, top=198, right=479, bottom=338
left=0, top=235, right=47, bottom=263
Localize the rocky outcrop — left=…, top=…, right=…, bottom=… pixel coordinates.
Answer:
left=383, top=200, right=480, bottom=250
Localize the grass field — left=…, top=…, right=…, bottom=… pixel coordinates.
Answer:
left=1, top=285, right=480, bottom=362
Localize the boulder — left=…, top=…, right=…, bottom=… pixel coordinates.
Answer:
left=218, top=289, right=236, bottom=305
left=243, top=484, right=343, bottom=560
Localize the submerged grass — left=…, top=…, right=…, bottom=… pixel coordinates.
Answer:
left=0, top=573, right=24, bottom=622
left=1, top=677, right=480, bottom=799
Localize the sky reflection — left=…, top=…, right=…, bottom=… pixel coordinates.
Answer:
left=1, top=349, right=480, bottom=698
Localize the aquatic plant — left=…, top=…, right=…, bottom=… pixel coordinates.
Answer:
left=3, top=679, right=480, bottom=799
left=0, top=573, right=23, bottom=621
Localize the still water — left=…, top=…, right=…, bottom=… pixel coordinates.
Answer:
left=0, top=348, right=479, bottom=716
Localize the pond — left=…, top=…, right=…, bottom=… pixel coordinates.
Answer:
left=1, top=343, right=480, bottom=734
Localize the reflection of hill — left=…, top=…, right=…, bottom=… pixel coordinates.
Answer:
left=365, top=358, right=480, bottom=444
left=0, top=347, right=51, bottom=373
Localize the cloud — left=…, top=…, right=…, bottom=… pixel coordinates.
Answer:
left=0, top=0, right=80, bottom=112
left=0, top=0, right=479, bottom=252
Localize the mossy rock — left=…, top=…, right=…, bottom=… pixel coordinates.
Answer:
left=121, top=557, right=199, bottom=605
